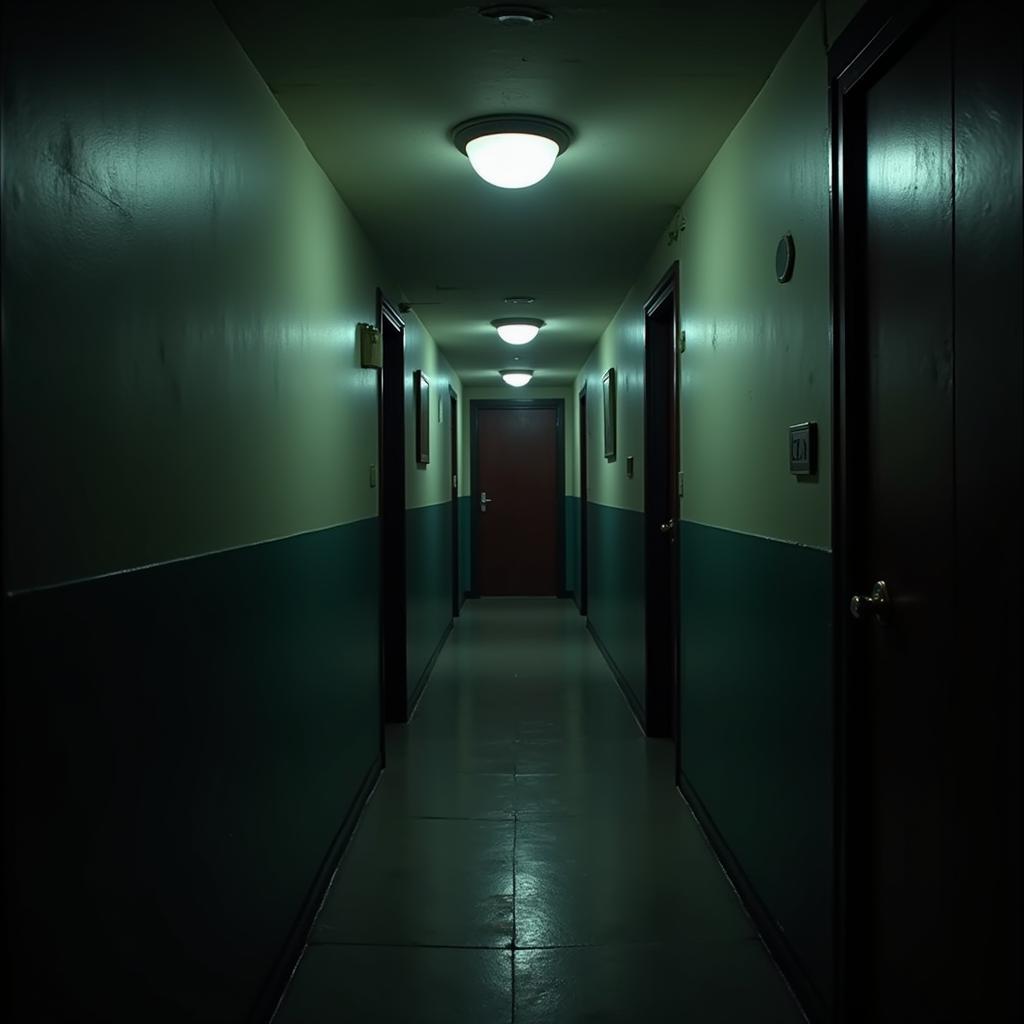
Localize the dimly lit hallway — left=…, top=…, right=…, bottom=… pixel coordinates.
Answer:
left=273, top=599, right=803, bottom=1023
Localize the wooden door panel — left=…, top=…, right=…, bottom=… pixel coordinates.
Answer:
left=859, top=13, right=956, bottom=1017
left=477, top=406, right=559, bottom=596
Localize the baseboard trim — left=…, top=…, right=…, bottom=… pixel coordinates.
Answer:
left=407, top=619, right=453, bottom=719
left=676, top=771, right=822, bottom=1024
left=586, top=620, right=645, bottom=732
left=256, top=754, right=382, bottom=1023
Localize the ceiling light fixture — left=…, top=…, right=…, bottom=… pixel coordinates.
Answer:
left=500, top=368, right=534, bottom=387
left=504, top=296, right=536, bottom=304
left=452, top=115, right=572, bottom=189
left=479, top=5, right=553, bottom=25
left=492, top=317, right=545, bottom=345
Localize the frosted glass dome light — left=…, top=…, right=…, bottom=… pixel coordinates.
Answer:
left=466, top=134, right=559, bottom=189
left=492, top=317, right=545, bottom=345
left=452, top=116, right=572, bottom=190
left=500, top=369, right=534, bottom=387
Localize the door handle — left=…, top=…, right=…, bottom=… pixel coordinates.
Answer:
left=659, top=519, right=675, bottom=534
left=480, top=491, right=494, bottom=512
left=850, top=580, right=890, bottom=621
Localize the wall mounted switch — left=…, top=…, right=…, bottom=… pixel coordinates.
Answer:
left=369, top=464, right=377, bottom=488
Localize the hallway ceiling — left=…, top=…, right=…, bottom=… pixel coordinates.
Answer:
left=216, top=1, right=815, bottom=386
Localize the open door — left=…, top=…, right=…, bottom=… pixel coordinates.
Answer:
left=642, top=264, right=680, bottom=740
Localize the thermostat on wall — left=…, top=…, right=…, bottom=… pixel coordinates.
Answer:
left=789, top=422, right=817, bottom=476
left=357, top=322, right=382, bottom=368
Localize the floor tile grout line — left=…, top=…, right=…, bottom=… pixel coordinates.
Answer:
left=511, top=809, right=518, bottom=1020
left=309, top=940, right=513, bottom=951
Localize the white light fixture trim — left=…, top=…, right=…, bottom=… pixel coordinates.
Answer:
left=452, top=116, right=573, bottom=189
left=500, top=368, right=534, bottom=387
left=492, top=317, right=545, bottom=345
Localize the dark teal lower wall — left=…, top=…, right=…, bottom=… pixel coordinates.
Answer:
left=2, top=520, right=381, bottom=1023
left=586, top=501, right=645, bottom=714
left=406, top=502, right=453, bottom=706
left=680, top=521, right=833, bottom=1010
left=564, top=495, right=579, bottom=598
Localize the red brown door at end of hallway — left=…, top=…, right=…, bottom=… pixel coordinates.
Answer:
left=474, top=402, right=562, bottom=596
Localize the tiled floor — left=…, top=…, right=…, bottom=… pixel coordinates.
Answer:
left=274, top=598, right=805, bottom=1023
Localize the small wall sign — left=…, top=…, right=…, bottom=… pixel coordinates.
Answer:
left=789, top=421, right=817, bottom=476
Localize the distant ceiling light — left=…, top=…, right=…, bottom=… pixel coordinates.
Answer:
left=452, top=115, right=572, bottom=189
left=479, top=5, right=553, bottom=25
left=504, top=295, right=536, bottom=304
left=500, top=368, right=534, bottom=387
left=492, top=317, right=545, bottom=345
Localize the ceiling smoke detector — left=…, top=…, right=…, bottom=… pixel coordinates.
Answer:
left=479, top=5, right=552, bottom=25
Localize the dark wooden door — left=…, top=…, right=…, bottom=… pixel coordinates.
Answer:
left=858, top=15, right=956, bottom=1018
left=643, top=265, right=679, bottom=740
left=378, top=292, right=407, bottom=724
left=450, top=388, right=460, bottom=617
left=835, top=4, right=1021, bottom=1020
left=475, top=403, right=561, bottom=596
left=578, top=386, right=588, bottom=616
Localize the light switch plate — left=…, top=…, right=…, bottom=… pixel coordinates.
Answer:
left=789, top=422, right=817, bottom=475
left=369, top=464, right=377, bottom=488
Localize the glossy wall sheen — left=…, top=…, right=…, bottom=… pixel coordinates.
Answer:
left=3, top=520, right=381, bottom=1021
left=406, top=325, right=462, bottom=511
left=1, top=1, right=449, bottom=1019
left=3, top=0, right=389, bottom=591
left=574, top=5, right=836, bottom=1014
left=676, top=8, right=830, bottom=549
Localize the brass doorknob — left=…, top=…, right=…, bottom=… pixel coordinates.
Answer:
left=660, top=519, right=675, bottom=534
left=850, top=580, right=890, bottom=621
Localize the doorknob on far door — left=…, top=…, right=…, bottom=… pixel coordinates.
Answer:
left=480, top=491, right=494, bottom=512
left=659, top=519, right=675, bottom=534
left=850, top=580, right=890, bottom=621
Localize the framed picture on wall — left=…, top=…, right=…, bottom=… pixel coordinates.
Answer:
left=414, top=370, right=430, bottom=465
left=602, top=368, right=616, bottom=460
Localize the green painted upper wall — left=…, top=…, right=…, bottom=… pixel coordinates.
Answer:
left=676, top=6, right=830, bottom=549
left=1, top=0, right=454, bottom=592
left=460, top=386, right=577, bottom=497
left=404, top=317, right=462, bottom=511
left=577, top=5, right=831, bottom=550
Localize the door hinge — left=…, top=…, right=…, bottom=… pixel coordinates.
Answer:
left=678, top=330, right=686, bottom=354
left=678, top=471, right=684, bottom=498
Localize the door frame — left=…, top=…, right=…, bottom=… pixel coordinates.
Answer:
left=469, top=399, right=566, bottom=598
left=642, top=262, right=680, bottom=742
left=830, top=2, right=1023, bottom=1019
left=377, top=289, right=408, bottom=725
left=577, top=384, right=589, bottom=616
left=449, top=385, right=461, bottom=617
left=829, top=4, right=938, bottom=1014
